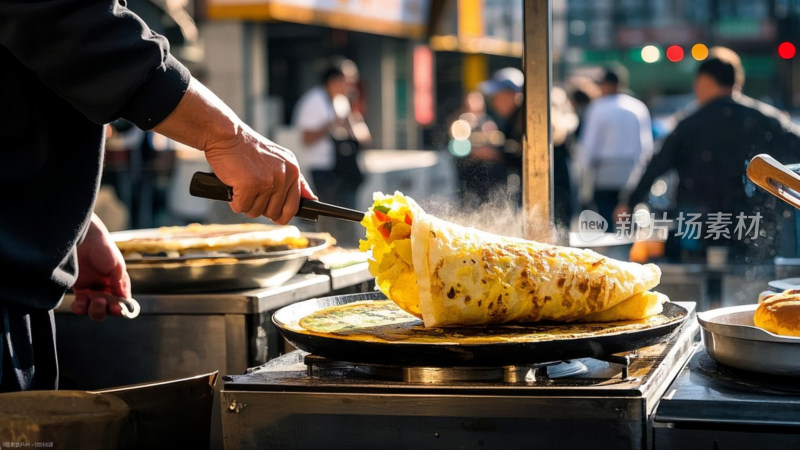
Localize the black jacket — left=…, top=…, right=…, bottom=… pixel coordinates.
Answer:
left=0, top=0, right=190, bottom=310
left=624, top=95, right=800, bottom=261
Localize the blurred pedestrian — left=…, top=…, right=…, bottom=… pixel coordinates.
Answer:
left=481, top=67, right=525, bottom=206
left=551, top=86, right=580, bottom=236
left=575, top=65, right=653, bottom=230
left=293, top=58, right=371, bottom=246
left=1, top=0, right=313, bottom=392
left=617, top=47, right=800, bottom=264
left=566, top=76, right=600, bottom=139
left=454, top=67, right=525, bottom=209
left=448, top=89, right=505, bottom=209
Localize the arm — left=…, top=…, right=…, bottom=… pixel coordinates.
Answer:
left=153, top=78, right=315, bottom=223
left=295, top=90, right=345, bottom=146
left=576, top=103, right=601, bottom=172
left=575, top=103, right=601, bottom=205
left=1, top=1, right=313, bottom=224
left=619, top=128, right=682, bottom=210
left=71, top=214, right=130, bottom=321
left=0, top=0, right=188, bottom=126
left=302, top=126, right=332, bottom=146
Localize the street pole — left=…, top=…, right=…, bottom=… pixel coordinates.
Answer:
left=522, top=0, right=554, bottom=243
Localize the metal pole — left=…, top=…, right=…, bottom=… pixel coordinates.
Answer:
left=522, top=0, right=553, bottom=243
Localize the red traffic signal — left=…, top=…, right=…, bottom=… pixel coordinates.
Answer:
left=666, top=45, right=684, bottom=62
left=778, top=41, right=796, bottom=59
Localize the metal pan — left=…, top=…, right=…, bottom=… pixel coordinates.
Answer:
left=273, top=292, right=690, bottom=367
left=123, top=237, right=329, bottom=293
left=90, top=372, right=217, bottom=450
left=698, top=304, right=800, bottom=376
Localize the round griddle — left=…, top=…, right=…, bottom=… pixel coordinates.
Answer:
left=273, top=292, right=689, bottom=366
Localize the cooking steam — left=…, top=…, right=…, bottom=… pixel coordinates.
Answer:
left=415, top=187, right=566, bottom=245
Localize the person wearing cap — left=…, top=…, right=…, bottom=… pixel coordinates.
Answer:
left=475, top=67, right=526, bottom=207
left=575, top=65, right=653, bottom=231
left=617, top=47, right=800, bottom=265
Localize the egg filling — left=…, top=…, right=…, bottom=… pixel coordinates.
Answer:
left=359, top=192, right=421, bottom=317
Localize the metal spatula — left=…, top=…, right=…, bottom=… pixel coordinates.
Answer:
left=747, top=154, right=800, bottom=209
left=189, top=171, right=365, bottom=222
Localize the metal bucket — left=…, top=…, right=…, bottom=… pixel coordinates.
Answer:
left=0, top=391, right=130, bottom=449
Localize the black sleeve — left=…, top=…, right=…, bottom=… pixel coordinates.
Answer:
left=623, top=124, right=683, bottom=209
left=0, top=0, right=190, bottom=130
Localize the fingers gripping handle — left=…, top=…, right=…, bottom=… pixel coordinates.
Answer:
left=189, top=171, right=233, bottom=202
left=188, top=171, right=366, bottom=222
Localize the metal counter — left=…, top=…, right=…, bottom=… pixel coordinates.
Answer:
left=54, top=263, right=373, bottom=390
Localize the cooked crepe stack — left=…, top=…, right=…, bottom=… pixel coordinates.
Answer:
left=115, top=223, right=310, bottom=259
left=359, top=192, right=667, bottom=327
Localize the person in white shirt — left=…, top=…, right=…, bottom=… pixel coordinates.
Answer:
left=292, top=59, right=370, bottom=246
left=293, top=66, right=350, bottom=181
left=576, top=66, right=653, bottom=230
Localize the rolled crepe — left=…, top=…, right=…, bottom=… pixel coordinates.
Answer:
left=359, top=192, right=665, bottom=327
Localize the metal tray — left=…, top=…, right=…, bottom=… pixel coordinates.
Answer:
left=124, top=237, right=329, bottom=293
left=697, top=304, right=800, bottom=376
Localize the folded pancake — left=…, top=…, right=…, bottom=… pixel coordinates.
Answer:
left=359, top=192, right=664, bottom=327
left=114, top=223, right=309, bottom=259
left=574, top=291, right=667, bottom=323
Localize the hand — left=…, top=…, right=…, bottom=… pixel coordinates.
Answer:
left=204, top=129, right=316, bottom=224
left=153, top=78, right=317, bottom=224
left=71, top=214, right=131, bottom=321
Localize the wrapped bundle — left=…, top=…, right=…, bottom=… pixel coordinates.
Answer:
left=360, top=192, right=666, bottom=328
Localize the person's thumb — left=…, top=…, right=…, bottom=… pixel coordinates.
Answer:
left=299, top=175, right=318, bottom=200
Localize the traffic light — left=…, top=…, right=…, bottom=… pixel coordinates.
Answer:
left=778, top=41, right=796, bottom=59
left=691, top=43, right=708, bottom=61
left=666, top=45, right=684, bottom=62
left=641, top=45, right=661, bottom=63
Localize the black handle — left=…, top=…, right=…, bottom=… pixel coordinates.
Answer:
left=189, top=171, right=233, bottom=202
left=189, top=171, right=365, bottom=223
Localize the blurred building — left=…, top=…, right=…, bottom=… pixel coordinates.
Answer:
left=194, top=0, right=538, bottom=152
left=124, top=1, right=800, bottom=150
left=197, top=0, right=433, bottom=151
left=117, top=1, right=800, bottom=225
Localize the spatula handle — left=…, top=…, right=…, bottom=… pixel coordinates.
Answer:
left=189, top=171, right=233, bottom=202
left=747, top=154, right=800, bottom=209
left=189, top=172, right=366, bottom=222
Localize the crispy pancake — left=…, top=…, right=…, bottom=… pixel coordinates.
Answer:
left=114, top=223, right=309, bottom=259
left=297, top=299, right=676, bottom=344
left=359, top=192, right=666, bottom=327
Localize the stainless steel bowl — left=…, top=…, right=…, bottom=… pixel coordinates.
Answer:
left=124, top=237, right=329, bottom=293
left=697, top=304, right=800, bottom=376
